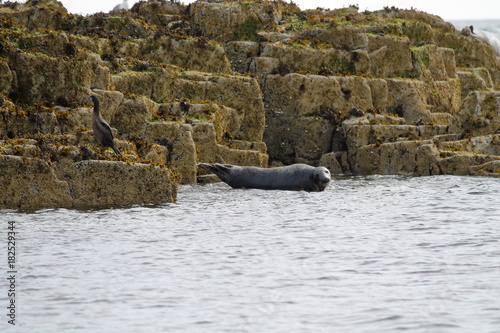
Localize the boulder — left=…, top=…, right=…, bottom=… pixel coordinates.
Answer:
left=225, top=41, right=260, bottom=73
left=143, top=36, right=232, bottom=73
left=438, top=135, right=500, bottom=156
left=367, top=79, right=389, bottom=112
left=191, top=122, right=267, bottom=173
left=190, top=1, right=286, bottom=42
left=385, top=78, right=432, bottom=123
left=349, top=140, right=441, bottom=176
left=0, top=59, right=14, bottom=96
left=260, top=42, right=355, bottom=75
left=457, top=68, right=494, bottom=99
left=368, top=35, right=413, bottom=78
left=112, top=96, right=158, bottom=136
left=0, top=155, right=72, bottom=210
left=439, top=153, right=500, bottom=176
left=7, top=51, right=110, bottom=105
left=130, top=0, right=185, bottom=26
left=470, top=160, right=500, bottom=177
left=439, top=30, right=500, bottom=85
left=0, top=0, right=70, bottom=31
left=303, top=25, right=369, bottom=51
left=411, top=44, right=452, bottom=81
left=0, top=101, right=61, bottom=138
left=112, top=69, right=265, bottom=141
left=424, top=79, right=461, bottom=115
left=319, top=152, right=344, bottom=174
left=262, top=73, right=373, bottom=118
left=217, top=144, right=267, bottom=166
left=67, top=160, right=177, bottom=207
left=451, top=91, right=500, bottom=136
left=143, top=121, right=197, bottom=184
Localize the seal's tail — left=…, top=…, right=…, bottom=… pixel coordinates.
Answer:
left=197, top=163, right=213, bottom=171
left=198, top=163, right=234, bottom=183
left=198, top=163, right=232, bottom=173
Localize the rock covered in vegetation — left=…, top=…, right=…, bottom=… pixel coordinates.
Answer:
left=210, top=1, right=500, bottom=177
left=0, top=155, right=177, bottom=210
left=1, top=0, right=500, bottom=210
left=0, top=155, right=73, bottom=210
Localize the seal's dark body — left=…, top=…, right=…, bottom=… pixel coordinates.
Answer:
left=199, top=163, right=331, bottom=192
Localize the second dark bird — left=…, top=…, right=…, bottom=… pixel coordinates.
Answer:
left=90, top=95, right=121, bottom=155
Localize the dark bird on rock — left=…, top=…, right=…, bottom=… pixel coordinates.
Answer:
left=414, top=118, right=425, bottom=126
left=180, top=100, right=190, bottom=115
left=90, top=95, right=121, bottom=155
left=349, top=107, right=365, bottom=117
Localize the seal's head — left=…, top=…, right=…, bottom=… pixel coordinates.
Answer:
left=311, top=167, right=331, bottom=191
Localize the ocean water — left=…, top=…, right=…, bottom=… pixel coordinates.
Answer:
left=1, top=175, right=500, bottom=332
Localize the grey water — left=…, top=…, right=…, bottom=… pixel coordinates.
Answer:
left=1, top=175, right=500, bottom=332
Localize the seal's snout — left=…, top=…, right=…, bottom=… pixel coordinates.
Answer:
left=316, top=167, right=331, bottom=185
left=323, top=168, right=331, bottom=181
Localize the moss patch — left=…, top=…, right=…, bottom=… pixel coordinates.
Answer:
left=233, top=18, right=261, bottom=41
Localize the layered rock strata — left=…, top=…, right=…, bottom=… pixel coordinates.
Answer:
left=1, top=0, right=500, bottom=209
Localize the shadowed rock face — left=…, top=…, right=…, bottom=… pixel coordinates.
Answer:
left=1, top=0, right=500, bottom=209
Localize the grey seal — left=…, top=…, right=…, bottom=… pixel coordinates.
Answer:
left=198, top=163, right=331, bottom=192
left=90, top=95, right=121, bottom=155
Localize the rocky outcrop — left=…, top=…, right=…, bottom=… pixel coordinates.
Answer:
left=67, top=160, right=177, bottom=208
left=0, top=155, right=73, bottom=210
left=450, top=91, right=500, bottom=136
left=214, top=3, right=500, bottom=177
left=190, top=0, right=293, bottom=42
left=0, top=0, right=272, bottom=209
left=0, top=155, right=177, bottom=210
left=1, top=0, right=500, bottom=210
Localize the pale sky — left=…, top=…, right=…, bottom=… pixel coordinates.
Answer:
left=57, top=0, right=500, bottom=21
